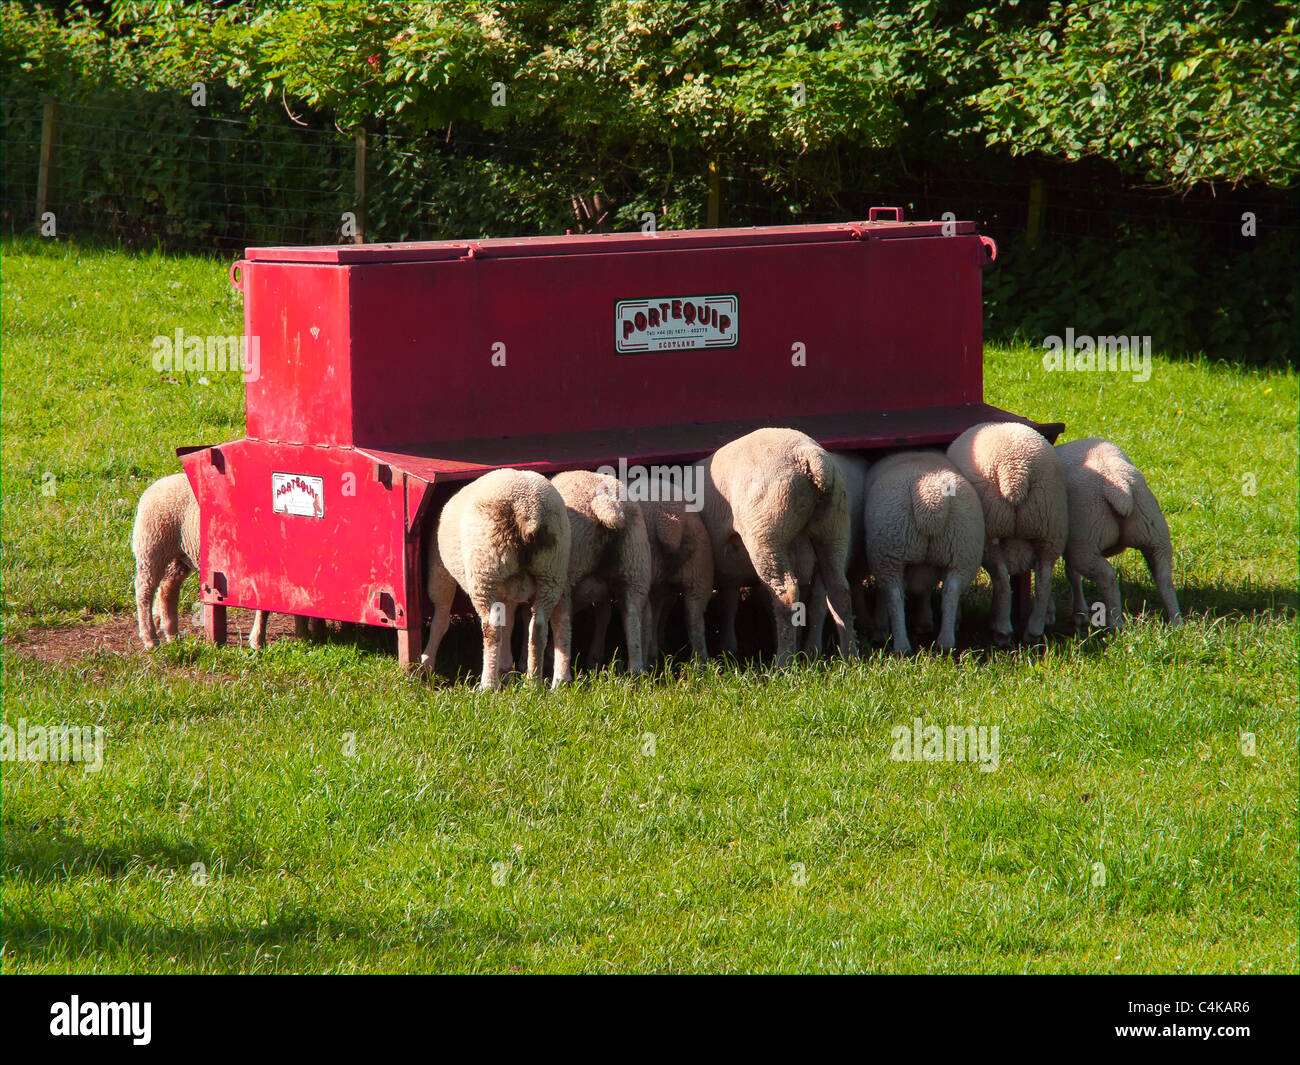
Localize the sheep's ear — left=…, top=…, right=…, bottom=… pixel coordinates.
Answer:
left=654, top=509, right=684, bottom=552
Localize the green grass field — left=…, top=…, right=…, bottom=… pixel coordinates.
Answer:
left=2, top=238, right=1296, bottom=973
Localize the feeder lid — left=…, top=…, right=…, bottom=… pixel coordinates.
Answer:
left=243, top=217, right=977, bottom=264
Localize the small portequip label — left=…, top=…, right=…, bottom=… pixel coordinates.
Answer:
left=615, top=294, right=738, bottom=353
left=272, top=473, right=324, bottom=518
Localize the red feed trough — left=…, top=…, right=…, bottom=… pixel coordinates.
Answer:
left=180, top=212, right=1063, bottom=663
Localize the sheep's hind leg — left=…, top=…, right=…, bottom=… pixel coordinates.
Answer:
left=135, top=558, right=165, bottom=649
left=620, top=588, right=646, bottom=675
left=1075, top=552, right=1123, bottom=631
left=498, top=601, right=519, bottom=681
left=1141, top=545, right=1182, bottom=626
left=249, top=610, right=269, bottom=650
left=683, top=590, right=710, bottom=662
left=640, top=597, right=658, bottom=665
left=474, top=593, right=506, bottom=690
left=813, top=545, right=856, bottom=658
left=801, top=575, right=829, bottom=659
left=746, top=543, right=801, bottom=668
left=157, top=558, right=192, bottom=643
left=1024, top=547, right=1056, bottom=641
left=880, top=572, right=910, bottom=656
left=420, top=565, right=457, bottom=677
left=985, top=544, right=1014, bottom=646
left=1066, top=559, right=1089, bottom=628
left=544, top=589, right=572, bottom=689
left=936, top=571, right=966, bottom=652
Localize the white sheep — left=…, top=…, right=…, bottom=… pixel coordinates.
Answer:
left=640, top=497, right=714, bottom=663
left=579, top=468, right=715, bottom=666
left=803, top=451, right=870, bottom=655
left=552, top=469, right=652, bottom=675
left=946, top=421, right=1068, bottom=643
left=863, top=450, right=985, bottom=654
left=1056, top=437, right=1182, bottom=629
left=132, top=472, right=270, bottom=649
left=698, top=428, right=856, bottom=666
left=421, top=468, right=572, bottom=690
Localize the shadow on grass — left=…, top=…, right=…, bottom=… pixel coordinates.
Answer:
left=2, top=822, right=265, bottom=886
left=4, top=895, right=549, bottom=972
left=1148, top=578, right=1297, bottom=622
left=402, top=570, right=1298, bottom=682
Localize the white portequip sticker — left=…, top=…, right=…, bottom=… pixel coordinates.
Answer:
left=272, top=473, right=325, bottom=518
left=616, top=294, right=738, bottom=353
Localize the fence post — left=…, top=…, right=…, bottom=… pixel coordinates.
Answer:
left=35, top=95, right=58, bottom=232
left=1026, top=176, right=1045, bottom=249
left=353, top=128, right=367, bottom=243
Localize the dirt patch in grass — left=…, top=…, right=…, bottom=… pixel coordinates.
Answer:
left=2, top=609, right=306, bottom=665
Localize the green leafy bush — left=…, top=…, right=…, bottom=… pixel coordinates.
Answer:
left=2, top=0, right=1295, bottom=365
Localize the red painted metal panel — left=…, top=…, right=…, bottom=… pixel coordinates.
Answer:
left=340, top=234, right=985, bottom=449
left=243, top=262, right=355, bottom=446
left=360, top=403, right=1062, bottom=484
left=180, top=439, right=420, bottom=627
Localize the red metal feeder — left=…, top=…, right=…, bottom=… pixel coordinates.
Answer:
left=180, top=210, right=1062, bottom=662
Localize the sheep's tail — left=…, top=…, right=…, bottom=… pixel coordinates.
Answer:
left=794, top=444, right=834, bottom=496
left=487, top=493, right=554, bottom=548
left=911, top=470, right=953, bottom=538
left=590, top=487, right=628, bottom=531
left=1100, top=467, right=1136, bottom=519
left=993, top=459, right=1031, bottom=507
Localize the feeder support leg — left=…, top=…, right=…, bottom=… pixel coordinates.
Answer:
left=397, top=625, right=421, bottom=669
left=205, top=603, right=227, bottom=647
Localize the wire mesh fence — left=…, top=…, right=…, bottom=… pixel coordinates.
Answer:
left=5, top=94, right=1294, bottom=257
left=3, top=92, right=1294, bottom=364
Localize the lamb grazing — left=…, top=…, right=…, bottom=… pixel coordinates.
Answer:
left=803, top=451, right=870, bottom=656
left=132, top=473, right=268, bottom=649
left=946, top=421, right=1068, bottom=644
left=636, top=496, right=714, bottom=663
left=1056, top=437, right=1182, bottom=630
left=552, top=470, right=652, bottom=675
left=698, top=428, right=856, bottom=666
left=863, top=451, right=984, bottom=654
left=421, top=468, right=571, bottom=690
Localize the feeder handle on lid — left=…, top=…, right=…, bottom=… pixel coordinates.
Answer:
left=229, top=260, right=248, bottom=293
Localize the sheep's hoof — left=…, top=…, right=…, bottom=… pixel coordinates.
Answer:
left=992, top=631, right=1013, bottom=649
